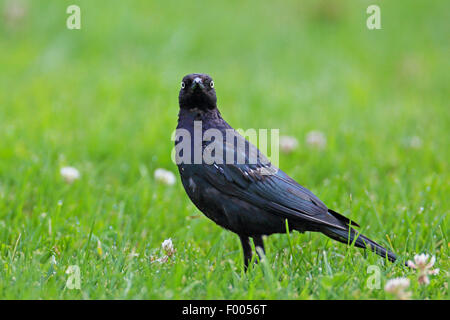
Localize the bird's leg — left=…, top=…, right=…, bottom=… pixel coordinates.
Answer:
left=239, top=235, right=253, bottom=271
left=253, top=236, right=265, bottom=263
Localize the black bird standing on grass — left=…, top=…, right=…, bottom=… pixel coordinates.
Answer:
left=175, top=73, right=398, bottom=270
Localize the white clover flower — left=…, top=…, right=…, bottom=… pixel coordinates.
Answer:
left=150, top=238, right=176, bottom=264
left=279, top=136, right=299, bottom=154
left=407, top=253, right=439, bottom=285
left=155, top=256, right=168, bottom=264
left=306, top=130, right=327, bottom=150
left=154, top=168, right=176, bottom=186
left=60, top=166, right=80, bottom=184
left=161, top=238, right=176, bottom=257
left=384, top=277, right=411, bottom=300
left=4, top=0, right=27, bottom=27
left=408, top=136, right=422, bottom=149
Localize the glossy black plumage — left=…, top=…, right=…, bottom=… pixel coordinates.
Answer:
left=175, top=73, right=398, bottom=270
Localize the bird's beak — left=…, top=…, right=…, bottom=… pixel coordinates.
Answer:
left=191, top=77, right=205, bottom=90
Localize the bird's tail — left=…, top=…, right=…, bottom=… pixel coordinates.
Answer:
left=321, top=226, right=397, bottom=262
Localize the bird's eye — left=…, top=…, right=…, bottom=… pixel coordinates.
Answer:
left=181, top=82, right=185, bottom=89
left=210, top=81, right=214, bottom=88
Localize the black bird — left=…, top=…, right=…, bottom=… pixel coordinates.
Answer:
left=175, top=73, right=398, bottom=270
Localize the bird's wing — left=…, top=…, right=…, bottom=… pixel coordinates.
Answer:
left=198, top=138, right=358, bottom=230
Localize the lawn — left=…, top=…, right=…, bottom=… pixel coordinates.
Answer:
left=0, top=0, right=448, bottom=299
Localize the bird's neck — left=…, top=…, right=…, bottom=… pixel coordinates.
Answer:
left=177, top=107, right=228, bottom=130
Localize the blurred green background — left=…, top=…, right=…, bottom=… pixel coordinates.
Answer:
left=0, top=0, right=448, bottom=299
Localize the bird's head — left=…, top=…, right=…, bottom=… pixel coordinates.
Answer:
left=179, top=73, right=217, bottom=110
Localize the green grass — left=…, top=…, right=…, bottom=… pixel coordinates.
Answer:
left=0, top=0, right=448, bottom=299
